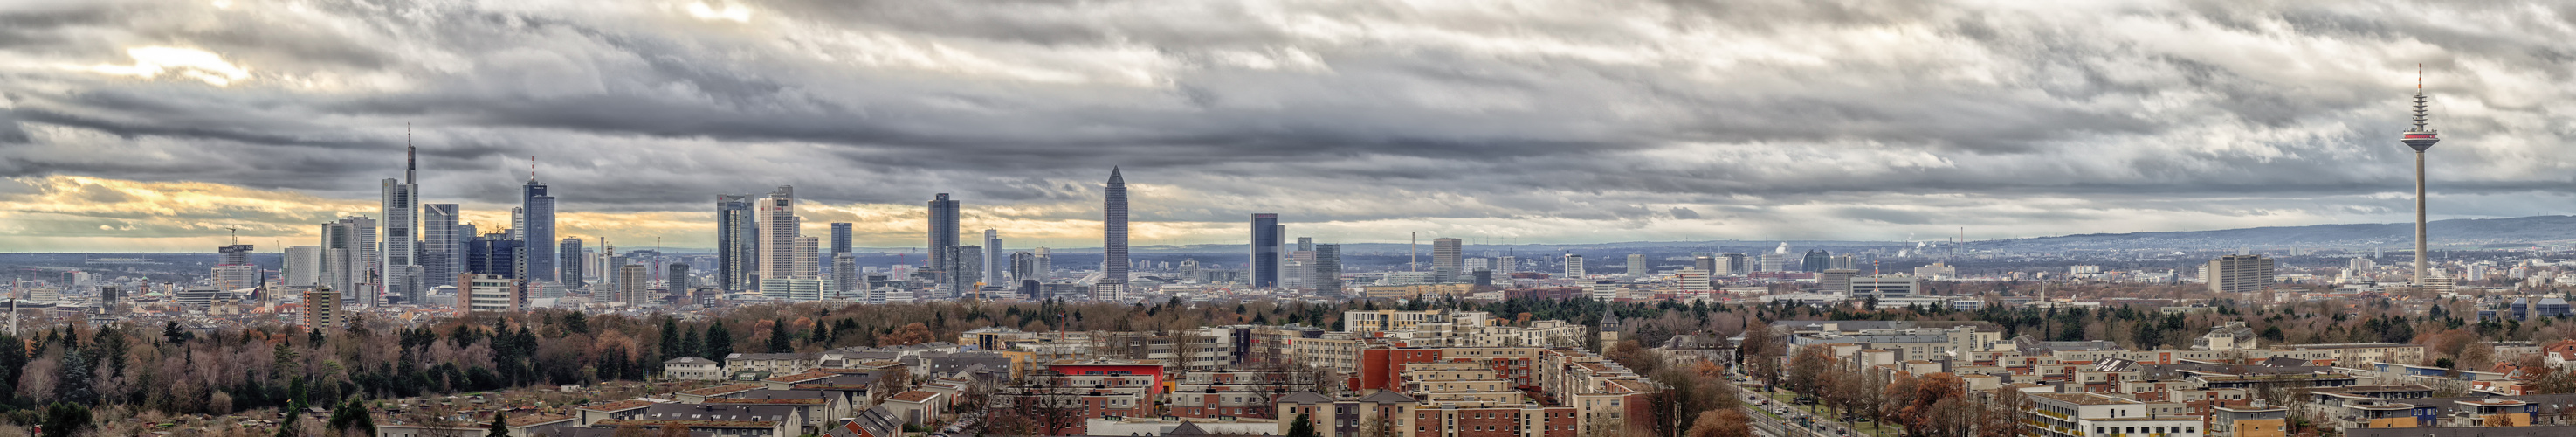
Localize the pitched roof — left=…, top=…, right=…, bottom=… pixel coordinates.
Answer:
left=1167, top=421, right=1213, bottom=436
left=829, top=407, right=902, bottom=437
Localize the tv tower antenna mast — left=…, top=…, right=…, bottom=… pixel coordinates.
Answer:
left=2401, top=65, right=2441, bottom=287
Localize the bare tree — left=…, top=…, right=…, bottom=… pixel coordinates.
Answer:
left=1002, top=376, right=1091, bottom=436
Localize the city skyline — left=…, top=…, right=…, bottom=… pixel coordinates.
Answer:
left=11, top=1, right=2576, bottom=253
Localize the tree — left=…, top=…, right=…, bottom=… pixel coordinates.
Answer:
left=879, top=323, right=933, bottom=347
left=1684, top=408, right=1753, bottom=437
left=1286, top=413, right=1319, bottom=437
left=767, top=319, right=793, bottom=353
left=487, top=410, right=511, bottom=437
left=658, top=318, right=683, bottom=364
left=1011, top=376, right=1089, bottom=436
left=657, top=425, right=692, bottom=437
left=706, top=321, right=734, bottom=362
left=328, top=397, right=379, bottom=436
left=42, top=403, right=91, bottom=437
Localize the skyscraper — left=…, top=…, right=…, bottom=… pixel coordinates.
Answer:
left=716, top=194, right=756, bottom=291
left=2206, top=254, right=2277, bottom=294
left=1250, top=213, right=1279, bottom=288
left=982, top=230, right=1003, bottom=287
left=381, top=142, right=422, bottom=302
left=2402, top=74, right=2441, bottom=285
left=320, top=216, right=376, bottom=303
left=954, top=245, right=985, bottom=295
left=665, top=263, right=691, bottom=297
left=1033, top=247, right=1054, bottom=281
left=830, top=223, right=852, bottom=256
left=1562, top=254, right=1585, bottom=279
left=215, top=244, right=258, bottom=293
left=558, top=238, right=585, bottom=287
left=422, top=204, right=461, bottom=288
left=1312, top=244, right=1343, bottom=297
left=522, top=174, right=556, bottom=283
left=285, top=246, right=322, bottom=287
left=927, top=193, right=961, bottom=289
left=465, top=232, right=521, bottom=279
left=1624, top=253, right=1647, bottom=277
left=792, top=236, right=820, bottom=278
left=1497, top=255, right=1518, bottom=274
left=1101, top=168, right=1128, bottom=299
left=616, top=264, right=651, bottom=307
left=1009, top=252, right=1037, bottom=281
left=1432, top=238, right=1463, bottom=283
left=1801, top=249, right=1830, bottom=273
left=832, top=253, right=858, bottom=299
left=757, top=186, right=799, bottom=284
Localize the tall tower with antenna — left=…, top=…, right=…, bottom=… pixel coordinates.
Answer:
left=381, top=125, right=424, bottom=303
left=2401, top=68, right=2440, bottom=286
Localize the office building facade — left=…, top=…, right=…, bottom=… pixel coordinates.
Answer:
left=1101, top=169, right=1129, bottom=300
left=1250, top=213, right=1280, bottom=288
left=717, top=194, right=757, bottom=291
left=521, top=177, right=556, bottom=282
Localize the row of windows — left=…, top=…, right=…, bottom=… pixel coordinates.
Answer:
left=2092, top=426, right=2194, bottom=434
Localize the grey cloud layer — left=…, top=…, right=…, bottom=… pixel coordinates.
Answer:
left=3, top=0, right=2575, bottom=244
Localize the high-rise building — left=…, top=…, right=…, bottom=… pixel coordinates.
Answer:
left=1720, top=253, right=1748, bottom=274
left=1250, top=213, right=1279, bottom=288
left=521, top=175, right=556, bottom=283
left=932, top=193, right=963, bottom=293
left=1497, top=255, right=1518, bottom=274
left=215, top=244, right=258, bottom=293
left=1801, top=249, right=1830, bottom=273
left=458, top=274, right=519, bottom=314
left=1009, top=252, right=1037, bottom=281
left=285, top=246, right=323, bottom=287
left=1033, top=247, right=1054, bottom=281
left=1624, top=253, right=1647, bottom=277
left=1562, top=254, right=1585, bottom=279
left=792, top=236, right=820, bottom=279
left=982, top=230, right=1003, bottom=287
left=616, top=264, right=651, bottom=306
left=422, top=204, right=462, bottom=288
left=716, top=194, right=757, bottom=291
left=1100, top=168, right=1129, bottom=300
left=558, top=238, right=585, bottom=287
left=1831, top=254, right=1857, bottom=270
left=830, top=223, right=853, bottom=256
left=1312, top=244, right=1343, bottom=297
left=757, top=186, right=799, bottom=284
left=2402, top=76, right=2442, bottom=285
left=1759, top=253, right=1787, bottom=273
left=953, top=245, right=985, bottom=294
left=465, top=232, right=522, bottom=279
left=1432, top=238, right=1463, bottom=283
left=304, top=288, right=342, bottom=329
left=665, top=263, right=691, bottom=298
left=320, top=216, right=377, bottom=302
left=381, top=142, right=424, bottom=303
left=1693, top=255, right=1716, bottom=274
left=832, top=253, right=858, bottom=299
left=2206, top=254, right=2277, bottom=294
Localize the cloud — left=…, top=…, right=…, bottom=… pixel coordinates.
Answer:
left=4, top=0, right=2576, bottom=252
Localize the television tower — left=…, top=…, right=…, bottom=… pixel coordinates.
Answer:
left=2400, top=66, right=2440, bottom=286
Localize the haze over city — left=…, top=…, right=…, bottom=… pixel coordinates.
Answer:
left=6, top=1, right=2576, bottom=253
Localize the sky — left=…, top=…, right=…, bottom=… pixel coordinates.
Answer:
left=3, top=0, right=2576, bottom=253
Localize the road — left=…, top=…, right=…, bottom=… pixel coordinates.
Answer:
left=1731, top=383, right=1878, bottom=437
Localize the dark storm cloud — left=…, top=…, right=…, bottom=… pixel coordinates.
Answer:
left=4, top=0, right=2576, bottom=247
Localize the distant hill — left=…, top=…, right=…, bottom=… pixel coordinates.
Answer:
left=1989, top=215, right=2576, bottom=250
